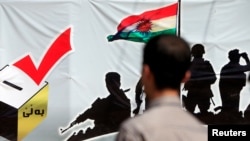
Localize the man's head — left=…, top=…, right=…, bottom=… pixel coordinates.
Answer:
left=105, top=72, right=121, bottom=93
left=191, top=44, right=205, bottom=58
left=142, top=34, right=191, bottom=98
left=228, top=49, right=240, bottom=62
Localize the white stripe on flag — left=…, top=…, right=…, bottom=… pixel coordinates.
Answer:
left=151, top=15, right=177, bottom=32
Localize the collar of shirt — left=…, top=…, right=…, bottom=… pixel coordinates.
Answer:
left=148, top=95, right=182, bottom=109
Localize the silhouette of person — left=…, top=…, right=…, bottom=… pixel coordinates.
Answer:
left=183, top=44, right=216, bottom=116
left=132, top=77, right=150, bottom=115
left=65, top=72, right=131, bottom=141
left=133, top=77, right=143, bottom=115
left=219, top=49, right=250, bottom=120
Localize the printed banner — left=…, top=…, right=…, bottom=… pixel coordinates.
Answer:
left=0, top=0, right=250, bottom=141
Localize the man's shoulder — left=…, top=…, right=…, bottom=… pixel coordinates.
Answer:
left=120, top=113, right=148, bottom=131
left=122, top=114, right=144, bottom=125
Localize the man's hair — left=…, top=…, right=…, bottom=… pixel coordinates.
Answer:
left=191, top=44, right=205, bottom=57
left=228, top=49, right=240, bottom=62
left=143, top=34, right=191, bottom=90
left=105, top=72, right=121, bottom=85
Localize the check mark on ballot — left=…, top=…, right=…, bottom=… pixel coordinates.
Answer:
left=13, top=27, right=72, bottom=86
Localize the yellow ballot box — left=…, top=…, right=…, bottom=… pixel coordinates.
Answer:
left=0, top=65, right=48, bottom=141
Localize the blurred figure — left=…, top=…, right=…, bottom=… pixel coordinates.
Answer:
left=116, top=34, right=207, bottom=141
left=183, top=44, right=216, bottom=118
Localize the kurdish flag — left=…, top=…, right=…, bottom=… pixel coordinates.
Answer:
left=107, top=2, right=178, bottom=43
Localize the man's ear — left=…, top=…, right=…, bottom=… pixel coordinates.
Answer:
left=182, top=71, right=191, bottom=83
left=142, top=64, right=152, bottom=84
left=142, top=64, right=151, bottom=79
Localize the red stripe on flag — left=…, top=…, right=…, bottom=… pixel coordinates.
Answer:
left=117, top=2, right=178, bottom=31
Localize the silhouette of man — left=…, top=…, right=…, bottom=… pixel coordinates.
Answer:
left=133, top=77, right=150, bottom=115
left=116, top=34, right=207, bottom=141
left=66, top=72, right=131, bottom=141
left=133, top=77, right=144, bottom=115
left=219, top=49, right=250, bottom=118
left=183, top=44, right=216, bottom=116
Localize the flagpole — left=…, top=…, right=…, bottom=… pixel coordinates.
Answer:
left=177, top=0, right=181, bottom=99
left=178, top=0, right=181, bottom=37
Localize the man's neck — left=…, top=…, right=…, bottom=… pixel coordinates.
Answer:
left=150, top=88, right=179, bottom=101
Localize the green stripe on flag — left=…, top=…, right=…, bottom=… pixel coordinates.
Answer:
left=107, top=28, right=176, bottom=43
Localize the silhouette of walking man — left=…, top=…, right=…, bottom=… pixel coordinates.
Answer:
left=133, top=77, right=144, bottom=115
left=183, top=44, right=216, bottom=116
left=133, top=77, right=150, bottom=115
left=64, top=72, right=131, bottom=141
left=219, top=49, right=250, bottom=119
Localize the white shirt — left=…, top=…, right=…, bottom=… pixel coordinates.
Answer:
left=116, top=95, right=207, bottom=141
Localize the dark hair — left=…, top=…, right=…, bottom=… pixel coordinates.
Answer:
left=143, top=34, right=191, bottom=90
left=105, top=72, right=121, bottom=94
left=191, top=44, right=205, bottom=57
left=228, top=49, right=240, bottom=61
left=105, top=72, right=120, bottom=84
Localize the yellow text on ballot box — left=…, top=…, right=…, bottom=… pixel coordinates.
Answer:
left=0, top=65, right=48, bottom=141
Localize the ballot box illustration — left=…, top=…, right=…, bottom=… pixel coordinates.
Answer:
left=0, top=65, right=48, bottom=141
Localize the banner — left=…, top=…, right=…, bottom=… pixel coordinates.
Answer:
left=0, top=0, right=250, bottom=141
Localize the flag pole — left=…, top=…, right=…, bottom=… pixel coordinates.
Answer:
left=177, top=0, right=181, bottom=37
left=177, top=0, right=182, bottom=101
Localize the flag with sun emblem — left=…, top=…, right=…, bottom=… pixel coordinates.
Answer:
left=107, top=2, right=178, bottom=43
